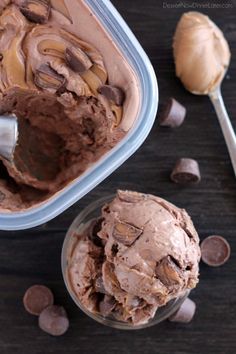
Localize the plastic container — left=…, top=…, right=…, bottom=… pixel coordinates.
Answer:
left=62, top=196, right=188, bottom=330
left=0, top=0, right=158, bottom=231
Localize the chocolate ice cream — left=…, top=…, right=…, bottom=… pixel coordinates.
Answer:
left=67, top=191, right=201, bottom=325
left=0, top=1, right=140, bottom=211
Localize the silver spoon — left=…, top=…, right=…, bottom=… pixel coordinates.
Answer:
left=0, top=115, right=18, bottom=161
left=208, top=85, right=236, bottom=177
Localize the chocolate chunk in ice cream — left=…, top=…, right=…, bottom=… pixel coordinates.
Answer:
left=0, top=191, right=5, bottom=202
left=65, top=46, right=93, bottom=73
left=112, top=221, right=143, bottom=246
left=34, top=64, right=67, bottom=92
left=20, top=0, right=51, bottom=24
left=94, top=276, right=107, bottom=294
left=99, top=295, right=116, bottom=317
left=67, top=190, right=201, bottom=325
left=99, top=85, right=125, bottom=106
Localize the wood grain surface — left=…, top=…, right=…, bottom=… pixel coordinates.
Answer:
left=0, top=0, right=236, bottom=353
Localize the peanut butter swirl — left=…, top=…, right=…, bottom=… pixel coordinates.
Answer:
left=0, top=2, right=122, bottom=122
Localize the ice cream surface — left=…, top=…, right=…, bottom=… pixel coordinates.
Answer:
left=67, top=191, right=201, bottom=325
left=173, top=12, right=231, bottom=94
left=0, top=0, right=140, bottom=211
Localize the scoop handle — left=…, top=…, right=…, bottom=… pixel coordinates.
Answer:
left=0, top=115, right=18, bottom=161
left=209, top=88, right=236, bottom=177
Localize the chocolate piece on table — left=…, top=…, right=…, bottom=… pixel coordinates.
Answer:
left=23, top=285, right=54, bottom=316
left=169, top=298, right=196, bottom=323
left=113, top=221, right=143, bottom=246
left=171, top=158, right=201, bottom=184
left=201, top=235, right=231, bottom=267
left=65, top=46, right=92, bottom=73
left=159, top=98, right=186, bottom=128
left=20, top=0, right=51, bottom=24
left=99, top=295, right=116, bottom=317
left=39, top=305, right=69, bottom=336
left=99, top=85, right=125, bottom=106
left=34, top=64, right=66, bottom=92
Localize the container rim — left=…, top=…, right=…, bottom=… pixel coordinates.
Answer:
left=0, top=0, right=158, bottom=230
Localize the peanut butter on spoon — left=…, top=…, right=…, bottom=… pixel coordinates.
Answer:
left=173, top=12, right=236, bottom=176
left=173, top=12, right=230, bottom=95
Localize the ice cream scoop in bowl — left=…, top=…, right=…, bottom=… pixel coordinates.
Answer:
left=173, top=12, right=236, bottom=176
left=62, top=191, right=200, bottom=329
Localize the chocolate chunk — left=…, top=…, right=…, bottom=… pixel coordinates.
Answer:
left=94, top=276, right=107, bottom=294
left=201, top=235, right=231, bottom=267
left=171, top=158, right=201, bottom=184
left=38, top=305, right=69, bottom=336
left=0, top=191, right=5, bottom=202
left=159, top=98, right=186, bottom=128
left=155, top=256, right=182, bottom=286
left=99, top=85, right=125, bottom=106
left=169, top=298, right=196, bottom=323
left=99, top=295, right=116, bottom=317
left=126, top=295, right=143, bottom=310
left=20, top=0, right=51, bottom=24
left=23, top=285, right=54, bottom=316
left=88, top=218, right=103, bottom=247
left=65, top=46, right=92, bottom=73
left=34, top=64, right=66, bottom=92
left=113, top=221, right=143, bottom=246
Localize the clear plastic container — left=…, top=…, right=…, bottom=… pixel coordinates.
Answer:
left=0, top=0, right=158, bottom=230
left=62, top=196, right=188, bottom=330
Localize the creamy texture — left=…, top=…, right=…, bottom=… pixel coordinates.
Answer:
left=68, top=191, right=201, bottom=325
left=0, top=1, right=140, bottom=211
left=173, top=12, right=231, bottom=94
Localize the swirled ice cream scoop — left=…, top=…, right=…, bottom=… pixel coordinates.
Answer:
left=173, top=12, right=231, bottom=94
left=68, top=191, right=201, bottom=325
left=0, top=1, right=139, bottom=211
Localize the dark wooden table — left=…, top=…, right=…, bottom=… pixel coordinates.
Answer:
left=1, top=1, right=236, bottom=353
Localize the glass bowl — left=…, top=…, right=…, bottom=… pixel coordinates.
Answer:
left=62, top=195, right=189, bottom=330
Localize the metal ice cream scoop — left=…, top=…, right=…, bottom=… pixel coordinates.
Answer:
left=0, top=115, right=18, bottom=161
left=0, top=115, right=61, bottom=189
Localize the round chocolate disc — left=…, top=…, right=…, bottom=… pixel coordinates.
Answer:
left=201, top=235, right=231, bottom=267
left=23, top=285, right=54, bottom=316
left=39, top=305, right=69, bottom=336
